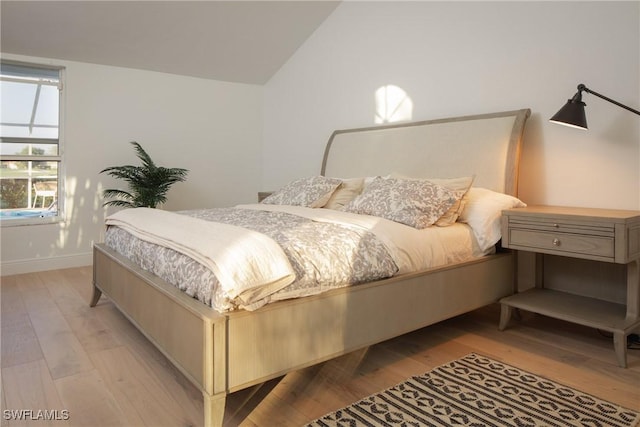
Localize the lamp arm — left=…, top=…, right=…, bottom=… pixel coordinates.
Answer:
left=579, top=84, right=640, bottom=116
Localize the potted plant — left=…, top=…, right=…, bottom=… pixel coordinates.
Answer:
left=100, top=141, right=188, bottom=208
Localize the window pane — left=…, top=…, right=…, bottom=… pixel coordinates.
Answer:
left=1, top=77, right=60, bottom=139
left=0, top=160, right=57, bottom=180
left=0, top=81, right=37, bottom=124
left=0, top=124, right=58, bottom=139
left=33, top=85, right=60, bottom=129
left=1, top=160, right=58, bottom=214
left=0, top=142, right=58, bottom=156
left=26, top=126, right=58, bottom=139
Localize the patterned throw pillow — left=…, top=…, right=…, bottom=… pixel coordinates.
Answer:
left=389, top=173, right=474, bottom=226
left=261, top=176, right=343, bottom=208
left=342, top=177, right=459, bottom=229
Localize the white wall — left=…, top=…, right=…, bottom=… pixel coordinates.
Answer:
left=263, top=1, right=640, bottom=210
left=1, top=54, right=263, bottom=275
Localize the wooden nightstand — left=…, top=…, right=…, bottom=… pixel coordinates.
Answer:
left=499, top=205, right=640, bottom=367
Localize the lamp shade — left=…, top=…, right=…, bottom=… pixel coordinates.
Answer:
left=550, top=93, right=588, bottom=130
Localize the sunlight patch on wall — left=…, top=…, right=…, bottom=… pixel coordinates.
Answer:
left=56, top=176, right=75, bottom=250
left=375, top=85, right=413, bottom=124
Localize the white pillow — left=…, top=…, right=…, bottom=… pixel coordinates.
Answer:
left=459, top=187, right=526, bottom=251
left=261, top=176, right=342, bottom=208
left=343, top=177, right=459, bottom=229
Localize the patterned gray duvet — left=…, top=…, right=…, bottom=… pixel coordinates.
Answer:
left=105, top=207, right=398, bottom=312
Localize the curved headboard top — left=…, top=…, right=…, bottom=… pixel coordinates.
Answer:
left=321, top=109, right=531, bottom=196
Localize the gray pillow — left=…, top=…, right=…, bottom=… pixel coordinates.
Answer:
left=262, top=176, right=343, bottom=208
left=343, top=177, right=459, bottom=229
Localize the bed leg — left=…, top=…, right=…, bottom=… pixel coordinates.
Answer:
left=203, top=392, right=226, bottom=427
left=89, top=284, right=102, bottom=307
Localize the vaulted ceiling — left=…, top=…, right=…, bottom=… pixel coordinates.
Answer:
left=1, top=1, right=340, bottom=84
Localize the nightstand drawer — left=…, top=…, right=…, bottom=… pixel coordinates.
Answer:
left=509, top=229, right=614, bottom=258
left=507, top=217, right=614, bottom=236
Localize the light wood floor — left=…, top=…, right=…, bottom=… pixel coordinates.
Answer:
left=2, top=266, right=639, bottom=426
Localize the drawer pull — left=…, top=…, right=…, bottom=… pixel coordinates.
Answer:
left=552, top=238, right=561, bottom=246
left=553, top=223, right=559, bottom=228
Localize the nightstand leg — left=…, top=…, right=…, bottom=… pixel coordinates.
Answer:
left=626, top=260, right=639, bottom=322
left=499, top=304, right=512, bottom=330
left=613, top=332, right=627, bottom=368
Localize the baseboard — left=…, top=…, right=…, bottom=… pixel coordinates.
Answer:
left=1, top=252, right=92, bottom=276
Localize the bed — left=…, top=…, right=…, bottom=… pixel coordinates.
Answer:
left=91, top=108, right=531, bottom=427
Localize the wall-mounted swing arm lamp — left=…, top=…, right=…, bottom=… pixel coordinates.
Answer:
left=549, top=83, right=640, bottom=130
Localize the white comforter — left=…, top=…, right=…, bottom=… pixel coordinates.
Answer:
left=106, top=208, right=296, bottom=307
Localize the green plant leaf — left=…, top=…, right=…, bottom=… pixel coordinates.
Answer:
left=100, top=142, right=188, bottom=208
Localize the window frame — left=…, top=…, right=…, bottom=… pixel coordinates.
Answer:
left=0, top=60, right=65, bottom=227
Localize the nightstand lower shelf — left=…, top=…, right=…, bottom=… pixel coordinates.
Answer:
left=499, top=288, right=640, bottom=368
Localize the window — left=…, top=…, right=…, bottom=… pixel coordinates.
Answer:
left=0, top=61, right=64, bottom=224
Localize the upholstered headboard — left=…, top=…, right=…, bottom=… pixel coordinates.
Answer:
left=321, top=109, right=531, bottom=196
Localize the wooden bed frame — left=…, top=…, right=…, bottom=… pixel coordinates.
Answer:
left=91, top=108, right=531, bottom=426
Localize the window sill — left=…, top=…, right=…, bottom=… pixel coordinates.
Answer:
left=0, top=215, right=64, bottom=227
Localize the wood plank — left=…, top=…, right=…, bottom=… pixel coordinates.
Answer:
left=14, top=272, right=46, bottom=293
left=1, top=360, right=69, bottom=427
left=1, top=275, right=20, bottom=315
left=242, top=388, right=309, bottom=427
left=19, top=286, right=58, bottom=313
left=1, top=381, right=8, bottom=427
left=1, top=277, right=43, bottom=368
left=268, top=352, right=371, bottom=421
left=59, top=312, right=122, bottom=355
left=55, top=370, right=131, bottom=427
left=0, top=312, right=43, bottom=369
left=90, top=346, right=200, bottom=427
left=42, top=269, right=122, bottom=354
left=25, top=300, right=94, bottom=380
left=60, top=267, right=94, bottom=303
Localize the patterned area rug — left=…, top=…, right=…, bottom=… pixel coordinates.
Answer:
left=308, top=353, right=639, bottom=427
